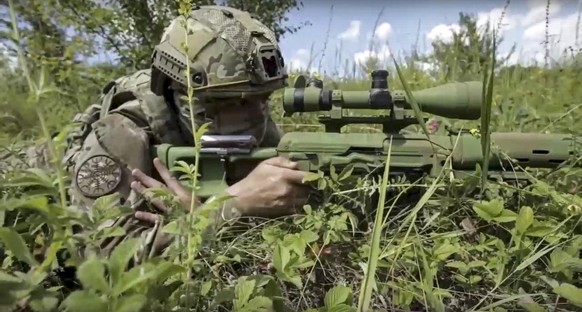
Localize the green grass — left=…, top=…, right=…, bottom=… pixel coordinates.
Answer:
left=1, top=2, right=582, bottom=312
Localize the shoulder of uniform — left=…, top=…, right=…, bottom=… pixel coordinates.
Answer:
left=108, top=99, right=150, bottom=129
left=102, top=69, right=152, bottom=96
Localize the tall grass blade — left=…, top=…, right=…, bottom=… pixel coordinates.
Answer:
left=390, top=50, right=436, bottom=153
left=357, top=137, right=392, bottom=312
left=480, top=31, right=496, bottom=192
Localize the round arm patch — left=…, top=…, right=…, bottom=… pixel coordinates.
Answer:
left=69, top=111, right=152, bottom=210
left=75, top=155, right=123, bottom=198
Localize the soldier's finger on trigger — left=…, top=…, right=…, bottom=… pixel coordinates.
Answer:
left=131, top=181, right=170, bottom=213
left=262, top=156, right=298, bottom=170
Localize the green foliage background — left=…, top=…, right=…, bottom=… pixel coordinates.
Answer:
left=1, top=0, right=582, bottom=311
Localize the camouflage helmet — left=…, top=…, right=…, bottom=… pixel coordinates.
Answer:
left=150, top=5, right=288, bottom=99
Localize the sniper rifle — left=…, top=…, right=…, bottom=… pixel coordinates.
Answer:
left=156, top=70, right=580, bottom=201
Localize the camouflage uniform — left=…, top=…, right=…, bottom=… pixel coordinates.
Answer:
left=52, top=6, right=287, bottom=259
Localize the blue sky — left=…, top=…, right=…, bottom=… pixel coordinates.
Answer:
left=277, top=0, right=581, bottom=75
left=1, top=0, right=580, bottom=74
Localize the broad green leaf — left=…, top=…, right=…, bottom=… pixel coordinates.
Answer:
left=243, top=296, right=273, bottom=311
left=272, top=244, right=290, bottom=272
left=286, top=275, right=303, bottom=289
left=328, top=303, right=357, bottom=312
left=2, top=169, right=54, bottom=189
left=113, top=294, right=147, bottom=312
left=0, top=227, right=36, bottom=266
left=445, top=261, right=469, bottom=273
left=469, top=275, right=482, bottom=284
left=539, top=276, right=560, bottom=288
left=0, top=270, right=22, bottom=285
left=318, top=178, right=328, bottom=190
left=28, top=293, right=59, bottom=312
left=234, top=277, right=255, bottom=310
left=293, top=259, right=315, bottom=269
left=300, top=230, right=318, bottom=243
left=0, top=196, right=50, bottom=215
left=549, top=249, right=572, bottom=273
left=263, top=278, right=285, bottom=311
left=338, top=164, right=355, bottom=181
left=215, top=287, right=235, bottom=304
left=526, top=224, right=555, bottom=237
left=113, top=263, right=162, bottom=296
left=108, top=238, right=140, bottom=283
left=553, top=283, right=582, bottom=307
left=77, top=258, right=109, bottom=293
left=201, top=280, right=213, bottom=296
left=455, top=275, right=469, bottom=284
left=324, top=285, right=353, bottom=308
left=302, top=172, right=321, bottom=183
left=518, top=298, right=547, bottom=312
left=93, top=192, right=121, bottom=211
left=473, top=199, right=504, bottom=218
left=261, top=226, right=284, bottom=244
left=0, top=274, right=31, bottom=306
left=330, top=164, right=338, bottom=181
left=60, top=290, right=107, bottom=312
left=433, top=243, right=459, bottom=261
left=162, top=220, right=181, bottom=235
left=516, top=206, right=534, bottom=234
left=492, top=210, right=517, bottom=223
left=468, top=260, right=486, bottom=268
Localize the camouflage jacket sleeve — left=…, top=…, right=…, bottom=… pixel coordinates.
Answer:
left=69, top=100, right=243, bottom=262
left=67, top=100, right=158, bottom=258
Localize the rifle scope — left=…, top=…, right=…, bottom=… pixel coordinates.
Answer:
left=283, top=70, right=482, bottom=120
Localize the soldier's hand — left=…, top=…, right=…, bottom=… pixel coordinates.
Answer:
left=130, top=158, right=196, bottom=224
left=225, top=156, right=312, bottom=217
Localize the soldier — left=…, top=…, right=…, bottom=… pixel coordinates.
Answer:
left=58, top=5, right=311, bottom=258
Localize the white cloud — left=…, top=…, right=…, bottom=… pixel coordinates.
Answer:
left=354, top=44, right=391, bottom=66
left=426, top=24, right=461, bottom=43
left=424, top=2, right=566, bottom=65
left=521, top=2, right=562, bottom=26
left=522, top=12, right=582, bottom=59
left=476, top=7, right=520, bottom=36
left=426, top=0, right=562, bottom=44
left=374, top=22, right=393, bottom=41
left=427, top=7, right=521, bottom=43
left=338, top=20, right=361, bottom=41
left=521, top=1, right=562, bottom=27
left=287, top=48, right=317, bottom=73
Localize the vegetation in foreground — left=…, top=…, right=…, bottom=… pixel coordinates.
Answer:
left=1, top=0, right=582, bottom=311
